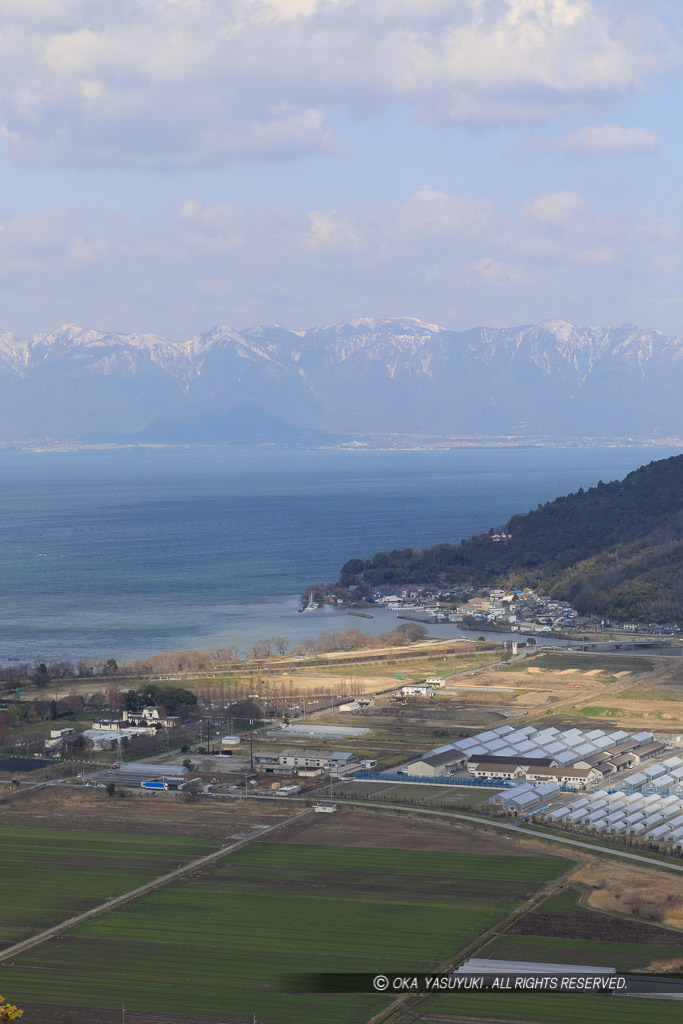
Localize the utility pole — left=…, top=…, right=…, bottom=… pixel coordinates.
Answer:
left=249, top=719, right=254, bottom=772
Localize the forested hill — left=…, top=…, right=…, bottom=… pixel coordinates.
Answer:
left=338, top=454, right=683, bottom=622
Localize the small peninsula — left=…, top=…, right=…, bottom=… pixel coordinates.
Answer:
left=318, top=454, right=683, bottom=624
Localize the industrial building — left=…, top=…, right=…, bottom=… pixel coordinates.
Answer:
left=488, top=780, right=560, bottom=813
left=454, top=958, right=616, bottom=975
left=535, top=789, right=683, bottom=847
left=272, top=723, right=369, bottom=739
left=253, top=749, right=359, bottom=776
left=408, top=749, right=467, bottom=777
left=406, top=725, right=672, bottom=788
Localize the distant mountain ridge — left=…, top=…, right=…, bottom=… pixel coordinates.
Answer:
left=0, top=317, right=682, bottom=441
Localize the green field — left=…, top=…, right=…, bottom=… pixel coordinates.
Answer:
left=488, top=932, right=683, bottom=970
left=1, top=842, right=571, bottom=1024
left=621, top=686, right=683, bottom=702
left=369, top=784, right=497, bottom=808
left=482, top=885, right=683, bottom=971
left=579, top=704, right=683, bottom=721
left=414, top=989, right=683, bottom=1024
left=0, top=826, right=216, bottom=945
left=437, top=787, right=503, bottom=807
left=578, top=706, right=626, bottom=718
left=405, top=875, right=683, bottom=1023
left=370, top=783, right=452, bottom=799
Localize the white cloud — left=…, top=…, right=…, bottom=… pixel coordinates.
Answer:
left=0, top=186, right=678, bottom=335
left=0, top=0, right=675, bottom=168
left=523, top=191, right=589, bottom=225
left=556, top=123, right=659, bottom=154
left=472, top=257, right=525, bottom=282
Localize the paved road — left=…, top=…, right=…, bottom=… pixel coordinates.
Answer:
left=0, top=807, right=310, bottom=965
left=244, top=793, right=683, bottom=873
left=338, top=799, right=683, bottom=871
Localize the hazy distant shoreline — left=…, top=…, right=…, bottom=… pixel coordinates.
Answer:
left=2, top=437, right=683, bottom=455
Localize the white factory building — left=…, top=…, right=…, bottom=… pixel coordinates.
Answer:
left=536, top=788, right=683, bottom=847
left=407, top=725, right=668, bottom=789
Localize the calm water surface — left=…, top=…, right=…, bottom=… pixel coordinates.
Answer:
left=0, top=446, right=678, bottom=663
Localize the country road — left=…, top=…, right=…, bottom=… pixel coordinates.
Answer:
left=0, top=807, right=310, bottom=965
left=243, top=792, right=683, bottom=873
left=339, top=799, right=683, bottom=872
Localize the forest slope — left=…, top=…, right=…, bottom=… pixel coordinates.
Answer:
left=338, top=454, right=683, bottom=622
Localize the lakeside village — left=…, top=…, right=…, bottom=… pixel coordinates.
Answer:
left=310, top=584, right=683, bottom=638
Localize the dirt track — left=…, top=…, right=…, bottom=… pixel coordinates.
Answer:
left=0, top=808, right=311, bottom=966
left=0, top=787, right=291, bottom=837
left=13, top=1006, right=232, bottom=1024
left=275, top=806, right=563, bottom=857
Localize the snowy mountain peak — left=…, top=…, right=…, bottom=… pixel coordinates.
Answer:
left=0, top=317, right=680, bottom=441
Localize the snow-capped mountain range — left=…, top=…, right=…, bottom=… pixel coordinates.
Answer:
left=0, top=317, right=681, bottom=441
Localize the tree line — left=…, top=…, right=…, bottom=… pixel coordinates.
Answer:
left=0, top=623, right=429, bottom=689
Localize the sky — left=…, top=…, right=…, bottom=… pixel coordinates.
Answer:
left=1, top=0, right=682, bottom=339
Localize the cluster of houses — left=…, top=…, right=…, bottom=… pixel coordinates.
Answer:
left=454, top=589, right=593, bottom=633
left=369, top=585, right=579, bottom=631
left=368, top=584, right=682, bottom=636
left=370, top=585, right=473, bottom=618
left=46, top=706, right=179, bottom=754
left=397, top=676, right=447, bottom=698
left=406, top=725, right=668, bottom=790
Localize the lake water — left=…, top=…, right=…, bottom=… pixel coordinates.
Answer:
left=0, top=446, right=679, bottom=664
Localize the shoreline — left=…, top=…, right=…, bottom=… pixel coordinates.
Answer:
left=1, top=438, right=682, bottom=455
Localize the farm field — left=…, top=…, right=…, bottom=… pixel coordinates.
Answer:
left=276, top=807, right=565, bottom=855
left=396, top=873, right=683, bottom=1024
left=368, top=783, right=455, bottom=800
left=579, top=701, right=683, bottom=723
left=0, top=825, right=216, bottom=947
left=296, top=714, right=471, bottom=763
left=411, top=989, right=683, bottom=1024
left=620, top=686, right=683, bottom=701
left=481, top=886, right=683, bottom=971
left=0, top=841, right=572, bottom=1024
left=0, top=786, right=292, bottom=838
left=348, top=783, right=498, bottom=809
left=310, top=650, right=505, bottom=681
left=436, top=787, right=503, bottom=808
left=517, top=654, right=655, bottom=673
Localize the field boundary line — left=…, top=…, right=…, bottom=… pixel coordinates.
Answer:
left=0, top=808, right=311, bottom=965
left=367, top=867, right=575, bottom=1024
left=415, top=1015, right=551, bottom=1024
left=347, top=801, right=683, bottom=872
left=251, top=794, right=683, bottom=873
